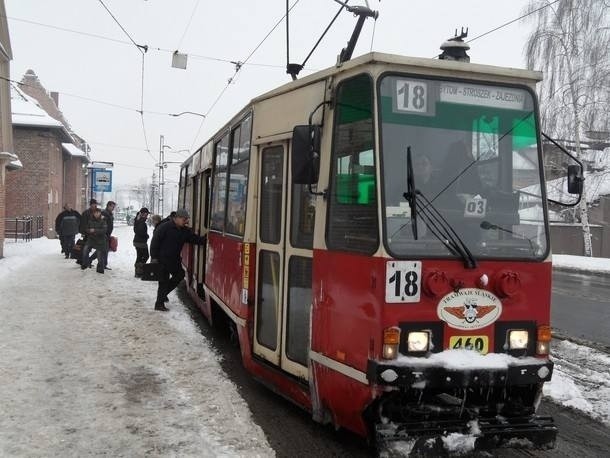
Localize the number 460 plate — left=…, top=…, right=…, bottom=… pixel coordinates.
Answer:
left=449, top=335, right=489, bottom=354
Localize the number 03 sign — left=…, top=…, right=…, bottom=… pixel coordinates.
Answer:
left=386, top=261, right=422, bottom=303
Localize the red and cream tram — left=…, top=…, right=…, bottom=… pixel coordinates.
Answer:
left=176, top=44, right=583, bottom=454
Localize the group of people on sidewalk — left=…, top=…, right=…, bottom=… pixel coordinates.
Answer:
left=56, top=200, right=206, bottom=312
left=131, top=207, right=205, bottom=312
left=55, top=198, right=116, bottom=273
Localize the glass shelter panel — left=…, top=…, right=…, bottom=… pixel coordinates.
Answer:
left=379, top=76, right=547, bottom=260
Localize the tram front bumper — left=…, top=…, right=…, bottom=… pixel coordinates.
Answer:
left=366, top=357, right=553, bottom=388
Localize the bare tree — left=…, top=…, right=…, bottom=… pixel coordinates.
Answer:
left=524, top=0, right=610, bottom=256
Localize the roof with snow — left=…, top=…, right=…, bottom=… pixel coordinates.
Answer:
left=62, top=142, right=89, bottom=162
left=11, top=83, right=67, bottom=129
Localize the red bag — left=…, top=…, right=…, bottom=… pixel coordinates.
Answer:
left=109, top=236, right=118, bottom=252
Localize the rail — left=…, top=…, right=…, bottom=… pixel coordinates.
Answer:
left=3, top=216, right=44, bottom=241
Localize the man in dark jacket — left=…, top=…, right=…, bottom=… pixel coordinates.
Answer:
left=79, top=198, right=98, bottom=238
left=150, top=208, right=205, bottom=311
left=132, top=207, right=150, bottom=277
left=101, top=201, right=116, bottom=269
left=81, top=206, right=108, bottom=273
left=55, top=204, right=81, bottom=258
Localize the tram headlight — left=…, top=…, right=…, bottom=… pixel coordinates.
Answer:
left=407, top=331, right=430, bottom=353
left=508, top=330, right=529, bottom=350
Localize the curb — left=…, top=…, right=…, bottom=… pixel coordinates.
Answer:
left=552, top=266, right=610, bottom=277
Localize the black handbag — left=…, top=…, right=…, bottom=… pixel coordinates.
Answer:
left=141, top=263, right=161, bottom=281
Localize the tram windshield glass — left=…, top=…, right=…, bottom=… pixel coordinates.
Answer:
left=379, top=75, right=548, bottom=260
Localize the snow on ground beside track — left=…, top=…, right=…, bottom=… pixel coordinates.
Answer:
left=545, top=339, right=610, bottom=425
left=0, top=226, right=274, bottom=457
left=552, top=254, right=610, bottom=274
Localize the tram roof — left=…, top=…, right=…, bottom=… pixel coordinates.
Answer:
left=183, top=52, right=543, bottom=166
left=252, top=52, right=543, bottom=104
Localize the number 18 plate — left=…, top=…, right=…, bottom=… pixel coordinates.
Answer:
left=449, top=335, right=489, bottom=354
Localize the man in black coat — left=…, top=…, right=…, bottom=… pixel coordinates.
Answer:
left=132, top=207, right=150, bottom=277
left=150, top=208, right=205, bottom=311
left=101, top=201, right=116, bottom=269
left=55, top=204, right=81, bottom=258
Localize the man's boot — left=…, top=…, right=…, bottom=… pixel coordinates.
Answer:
left=134, top=262, right=144, bottom=278
left=154, top=303, right=169, bottom=312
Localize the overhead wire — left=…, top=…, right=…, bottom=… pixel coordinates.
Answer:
left=189, top=0, right=302, bottom=150
left=176, top=0, right=201, bottom=51
left=3, top=15, right=289, bottom=70
left=467, top=0, right=560, bottom=43
left=96, top=0, right=154, bottom=162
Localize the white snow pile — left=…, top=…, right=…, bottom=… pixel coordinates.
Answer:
left=395, top=349, right=542, bottom=370
left=552, top=254, right=610, bottom=274
left=0, top=226, right=274, bottom=457
left=545, top=339, right=610, bottom=425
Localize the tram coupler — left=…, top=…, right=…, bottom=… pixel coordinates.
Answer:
left=375, top=415, right=557, bottom=457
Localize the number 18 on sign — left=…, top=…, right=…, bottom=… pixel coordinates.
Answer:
left=386, top=261, right=422, bottom=303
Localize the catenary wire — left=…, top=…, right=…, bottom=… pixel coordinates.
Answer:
left=189, top=0, right=302, bottom=150
left=176, top=0, right=201, bottom=51
left=3, top=15, right=290, bottom=70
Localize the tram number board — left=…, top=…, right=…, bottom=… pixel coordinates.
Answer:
left=394, top=79, right=428, bottom=114
left=449, top=335, right=489, bottom=354
left=385, top=261, right=421, bottom=303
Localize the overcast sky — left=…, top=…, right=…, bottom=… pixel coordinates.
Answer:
left=6, top=0, right=535, bottom=199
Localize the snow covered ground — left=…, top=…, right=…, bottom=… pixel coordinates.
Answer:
left=0, top=225, right=274, bottom=457
left=0, top=226, right=608, bottom=456
left=552, top=254, right=610, bottom=275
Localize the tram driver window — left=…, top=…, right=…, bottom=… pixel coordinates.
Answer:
left=327, top=73, right=379, bottom=254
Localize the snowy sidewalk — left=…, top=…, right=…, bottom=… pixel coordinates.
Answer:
left=0, top=225, right=274, bottom=457
left=552, top=254, right=610, bottom=276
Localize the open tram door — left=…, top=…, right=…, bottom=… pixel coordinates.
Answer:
left=252, top=139, right=315, bottom=380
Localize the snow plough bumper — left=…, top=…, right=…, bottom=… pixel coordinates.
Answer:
left=367, top=358, right=557, bottom=455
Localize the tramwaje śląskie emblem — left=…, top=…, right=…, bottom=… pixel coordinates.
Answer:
left=437, top=288, right=502, bottom=330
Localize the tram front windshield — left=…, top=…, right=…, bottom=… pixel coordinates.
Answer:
left=379, top=75, right=548, bottom=260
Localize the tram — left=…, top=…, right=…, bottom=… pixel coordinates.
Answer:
left=176, top=29, right=583, bottom=455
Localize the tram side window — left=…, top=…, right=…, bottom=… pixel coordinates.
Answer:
left=327, top=74, right=378, bottom=254
left=226, top=114, right=252, bottom=236
left=210, top=133, right=229, bottom=231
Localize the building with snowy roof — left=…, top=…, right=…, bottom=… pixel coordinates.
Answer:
left=5, top=79, right=90, bottom=238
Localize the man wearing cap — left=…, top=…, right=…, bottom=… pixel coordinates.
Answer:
left=150, top=208, right=206, bottom=311
left=132, top=207, right=150, bottom=277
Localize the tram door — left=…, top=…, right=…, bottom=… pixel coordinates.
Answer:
left=253, top=143, right=314, bottom=380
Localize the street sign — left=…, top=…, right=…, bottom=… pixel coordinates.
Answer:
left=92, top=169, right=112, bottom=192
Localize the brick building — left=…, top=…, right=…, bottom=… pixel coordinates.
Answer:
left=0, top=0, right=17, bottom=258
left=6, top=79, right=90, bottom=238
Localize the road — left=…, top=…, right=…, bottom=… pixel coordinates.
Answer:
left=179, top=285, right=610, bottom=458
left=552, top=270, right=610, bottom=348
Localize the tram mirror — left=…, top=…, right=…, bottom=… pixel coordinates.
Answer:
left=291, top=125, right=321, bottom=184
left=567, top=164, right=583, bottom=194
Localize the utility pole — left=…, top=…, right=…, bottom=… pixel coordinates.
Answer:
left=158, top=135, right=166, bottom=217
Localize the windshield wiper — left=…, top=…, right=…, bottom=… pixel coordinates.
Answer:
left=480, top=220, right=538, bottom=255
left=400, top=146, right=476, bottom=269
left=402, top=146, right=418, bottom=239
left=415, top=190, right=477, bottom=269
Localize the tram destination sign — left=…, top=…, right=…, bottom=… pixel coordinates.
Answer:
left=439, top=82, right=526, bottom=110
